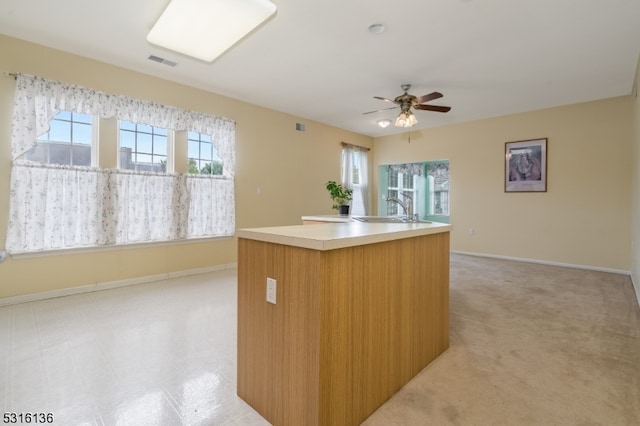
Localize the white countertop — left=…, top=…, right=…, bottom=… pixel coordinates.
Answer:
left=237, top=221, right=452, bottom=251
left=301, top=215, right=352, bottom=223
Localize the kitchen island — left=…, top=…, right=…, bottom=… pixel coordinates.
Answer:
left=236, top=221, right=452, bottom=426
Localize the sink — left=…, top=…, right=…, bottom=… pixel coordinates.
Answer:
left=352, top=216, right=431, bottom=224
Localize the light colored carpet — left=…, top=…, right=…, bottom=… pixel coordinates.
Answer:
left=363, top=254, right=640, bottom=425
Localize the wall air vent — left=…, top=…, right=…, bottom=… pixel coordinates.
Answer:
left=148, top=55, right=178, bottom=67
left=295, top=123, right=306, bottom=132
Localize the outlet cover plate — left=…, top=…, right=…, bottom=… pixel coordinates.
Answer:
left=266, top=277, right=277, bottom=304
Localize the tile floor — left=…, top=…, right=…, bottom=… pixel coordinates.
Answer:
left=1, top=268, right=268, bottom=426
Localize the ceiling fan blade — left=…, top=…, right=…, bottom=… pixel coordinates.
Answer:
left=374, top=96, right=398, bottom=104
left=414, top=104, right=451, bottom=113
left=415, top=91, right=443, bottom=104
left=363, top=106, right=399, bottom=115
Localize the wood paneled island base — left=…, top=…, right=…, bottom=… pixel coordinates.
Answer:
left=237, top=222, right=450, bottom=426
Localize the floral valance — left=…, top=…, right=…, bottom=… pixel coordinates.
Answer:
left=10, top=73, right=236, bottom=175
left=387, top=162, right=425, bottom=177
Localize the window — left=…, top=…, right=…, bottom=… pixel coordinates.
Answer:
left=119, top=121, right=169, bottom=172
left=427, top=162, right=450, bottom=217
left=187, top=131, right=223, bottom=175
left=341, top=145, right=369, bottom=216
left=23, top=111, right=94, bottom=166
left=379, top=160, right=450, bottom=223
left=7, top=73, right=236, bottom=254
left=350, top=151, right=361, bottom=185
left=385, top=168, right=417, bottom=216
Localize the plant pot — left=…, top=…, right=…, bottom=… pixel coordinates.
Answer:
left=338, top=205, right=350, bottom=216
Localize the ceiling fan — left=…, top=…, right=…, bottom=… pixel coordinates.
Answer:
left=364, top=84, right=451, bottom=128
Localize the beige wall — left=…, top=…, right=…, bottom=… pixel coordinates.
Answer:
left=0, top=34, right=373, bottom=298
left=0, top=33, right=636, bottom=300
left=373, top=96, right=633, bottom=272
left=631, top=54, right=640, bottom=306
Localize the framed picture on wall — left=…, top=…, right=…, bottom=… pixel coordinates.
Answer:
left=505, top=138, right=547, bottom=192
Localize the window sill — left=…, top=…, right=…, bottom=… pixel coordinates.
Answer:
left=9, top=235, right=233, bottom=260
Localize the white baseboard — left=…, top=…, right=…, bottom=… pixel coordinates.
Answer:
left=451, top=250, right=631, bottom=276
left=0, top=262, right=238, bottom=307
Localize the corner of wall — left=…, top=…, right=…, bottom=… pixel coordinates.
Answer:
left=631, top=52, right=640, bottom=309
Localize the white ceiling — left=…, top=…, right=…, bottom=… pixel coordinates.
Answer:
left=1, top=0, right=639, bottom=137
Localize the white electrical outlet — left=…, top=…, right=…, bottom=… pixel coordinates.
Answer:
left=266, top=277, right=277, bottom=304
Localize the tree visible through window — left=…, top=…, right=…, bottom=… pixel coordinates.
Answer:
left=23, top=111, right=93, bottom=166
left=187, top=131, right=223, bottom=175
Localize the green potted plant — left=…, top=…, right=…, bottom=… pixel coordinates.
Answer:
left=325, top=180, right=353, bottom=215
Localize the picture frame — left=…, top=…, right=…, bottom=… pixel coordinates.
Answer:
left=505, top=138, right=547, bottom=192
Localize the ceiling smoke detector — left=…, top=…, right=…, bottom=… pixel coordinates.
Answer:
left=368, top=23, right=386, bottom=35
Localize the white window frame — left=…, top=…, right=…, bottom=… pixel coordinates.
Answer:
left=7, top=73, right=236, bottom=255
left=24, top=112, right=99, bottom=167
left=187, top=131, right=223, bottom=175
left=117, top=120, right=174, bottom=173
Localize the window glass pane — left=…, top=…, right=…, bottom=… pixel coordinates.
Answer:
left=389, top=169, right=398, bottom=187
left=120, top=121, right=136, bottom=131
left=120, top=148, right=134, bottom=169
left=201, top=142, right=213, bottom=160
left=120, top=131, right=135, bottom=149
left=72, top=113, right=92, bottom=124
left=49, top=120, right=71, bottom=143
left=137, top=133, right=153, bottom=153
left=137, top=123, right=152, bottom=134
left=119, top=121, right=170, bottom=172
left=187, top=131, right=222, bottom=175
left=187, top=132, right=222, bottom=175
left=404, top=174, right=414, bottom=189
left=25, top=111, right=94, bottom=165
left=136, top=153, right=152, bottom=164
left=154, top=135, right=167, bottom=155
left=188, top=140, right=200, bottom=158
left=56, top=110, right=72, bottom=120
left=380, top=161, right=449, bottom=222
left=73, top=122, right=92, bottom=144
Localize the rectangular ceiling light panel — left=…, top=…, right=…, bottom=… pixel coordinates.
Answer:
left=147, top=0, right=277, bottom=62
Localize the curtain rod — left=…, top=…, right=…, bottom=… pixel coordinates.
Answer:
left=340, top=141, right=370, bottom=151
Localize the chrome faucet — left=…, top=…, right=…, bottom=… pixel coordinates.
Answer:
left=386, top=191, right=418, bottom=222
left=386, top=196, right=408, bottom=214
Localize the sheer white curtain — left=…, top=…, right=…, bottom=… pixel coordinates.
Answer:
left=341, top=144, right=369, bottom=216
left=6, top=74, right=236, bottom=253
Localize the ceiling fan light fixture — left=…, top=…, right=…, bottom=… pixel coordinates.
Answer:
left=147, top=0, right=277, bottom=62
left=376, top=119, right=392, bottom=128
left=394, top=111, right=418, bottom=128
